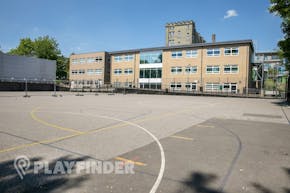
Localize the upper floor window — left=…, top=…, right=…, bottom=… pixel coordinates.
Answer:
left=96, top=56, right=103, bottom=62
left=207, top=48, right=220, bottom=56
left=206, top=65, right=220, bottom=74
left=79, top=58, right=86, bottom=64
left=171, top=51, right=182, bottom=58
left=185, top=66, right=197, bottom=74
left=224, top=48, right=239, bottom=56
left=71, top=70, right=78, bottom=75
left=87, top=57, right=95, bottom=63
left=72, top=59, right=78, bottom=64
left=124, top=68, right=133, bottom=74
left=78, top=69, right=85, bottom=74
left=186, top=50, right=198, bottom=58
left=114, top=56, right=123, bottom=62
left=124, top=55, right=134, bottom=61
left=140, top=51, right=162, bottom=64
left=114, top=69, right=122, bottom=75
left=224, top=65, right=238, bottom=73
left=171, top=67, right=182, bottom=74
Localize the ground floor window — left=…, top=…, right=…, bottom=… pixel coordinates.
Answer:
left=170, top=82, right=182, bottom=91
left=124, top=82, right=133, bottom=88
left=222, top=83, right=237, bottom=93
left=205, top=83, right=220, bottom=91
left=139, top=83, right=161, bottom=89
left=185, top=82, right=197, bottom=91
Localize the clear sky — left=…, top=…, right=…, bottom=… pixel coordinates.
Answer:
left=0, top=0, right=283, bottom=57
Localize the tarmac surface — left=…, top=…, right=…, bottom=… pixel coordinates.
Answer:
left=0, top=92, right=289, bottom=193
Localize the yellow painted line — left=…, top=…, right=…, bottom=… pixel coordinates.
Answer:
left=197, top=124, right=215, bottom=128
left=170, top=135, right=194, bottom=141
left=0, top=133, right=80, bottom=153
left=115, top=156, right=147, bottom=166
left=0, top=108, right=192, bottom=154
left=31, top=107, right=84, bottom=134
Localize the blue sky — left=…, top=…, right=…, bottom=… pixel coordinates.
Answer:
left=0, top=0, right=283, bottom=56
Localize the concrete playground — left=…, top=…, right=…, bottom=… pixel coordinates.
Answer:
left=0, top=92, right=289, bottom=193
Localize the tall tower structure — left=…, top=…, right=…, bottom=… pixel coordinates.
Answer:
left=165, top=20, right=205, bottom=46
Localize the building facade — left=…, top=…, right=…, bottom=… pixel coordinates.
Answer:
left=165, top=20, right=205, bottom=46
left=69, top=51, right=110, bottom=89
left=108, top=40, right=254, bottom=94
left=0, top=51, right=56, bottom=81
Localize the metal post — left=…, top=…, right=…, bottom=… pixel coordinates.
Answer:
left=52, top=80, right=57, bottom=97
left=23, top=78, right=30, bottom=97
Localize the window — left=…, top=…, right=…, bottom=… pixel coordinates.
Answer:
left=224, top=65, right=238, bottom=74
left=114, top=69, right=122, bottom=75
left=186, top=50, right=198, bottom=58
left=78, top=69, right=85, bottom=74
left=185, top=66, right=197, bottom=74
left=96, top=56, right=103, bottom=62
left=139, top=68, right=162, bottom=78
left=86, top=57, right=94, bottom=63
left=71, top=70, right=78, bottom=75
left=79, top=58, right=86, bottom=64
left=224, top=48, right=239, bottom=56
left=205, top=83, right=221, bottom=91
left=140, top=51, right=162, bottom=64
left=171, top=51, right=182, bottom=58
left=171, top=67, right=182, bottom=74
left=87, top=69, right=94, bottom=75
left=207, top=48, right=220, bottom=56
left=72, top=59, right=78, bottom=64
left=169, top=40, right=175, bottom=46
left=185, top=83, right=197, bottom=91
left=95, top=69, right=102, bottom=75
left=206, top=65, right=220, bottom=74
left=124, top=68, right=133, bottom=74
left=114, top=56, right=123, bottom=62
left=170, top=82, right=182, bottom=90
left=124, top=55, right=134, bottom=61
left=169, top=32, right=174, bottom=38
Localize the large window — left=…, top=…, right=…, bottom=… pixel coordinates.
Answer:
left=205, top=83, right=220, bottom=91
left=224, top=65, right=238, bottom=74
left=206, top=65, right=220, bottom=74
left=140, top=51, right=162, bottom=64
left=139, top=68, right=162, bottom=78
left=185, top=66, right=197, bottom=74
left=171, top=67, right=182, bottom=74
left=114, top=56, right=123, bottom=62
left=224, top=48, right=239, bottom=56
left=171, top=51, right=182, bottom=58
left=207, top=48, right=220, bottom=56
left=186, top=50, right=198, bottom=58
left=185, top=83, right=197, bottom=91
left=124, top=55, right=134, bottom=61
left=114, top=69, right=122, bottom=75
left=124, top=68, right=133, bottom=75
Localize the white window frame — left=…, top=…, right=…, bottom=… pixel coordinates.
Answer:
left=170, top=82, right=182, bottom=91
left=224, top=64, right=239, bottom=74
left=224, top=47, right=239, bottom=56
left=95, top=69, right=102, bottom=75
left=207, top=48, right=220, bottom=57
left=206, top=65, right=220, bottom=74
left=114, top=56, right=123, bottom=62
left=124, top=55, right=134, bottom=61
left=171, top=51, right=182, bottom=58
left=113, top=69, right=122, bottom=75
left=205, top=83, right=221, bottom=91
left=171, top=67, right=182, bottom=74
left=186, top=50, right=198, bottom=58
left=124, top=68, right=133, bottom=75
left=185, top=66, right=197, bottom=74
left=185, top=82, right=197, bottom=91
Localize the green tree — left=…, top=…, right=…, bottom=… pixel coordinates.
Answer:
left=269, top=0, right=290, bottom=68
left=8, top=36, right=68, bottom=80
left=9, top=38, right=34, bottom=56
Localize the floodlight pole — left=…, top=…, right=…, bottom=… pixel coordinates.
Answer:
left=52, top=80, right=57, bottom=97
left=23, top=78, right=30, bottom=98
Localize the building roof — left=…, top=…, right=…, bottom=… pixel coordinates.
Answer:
left=109, top=39, right=254, bottom=55
left=165, top=20, right=194, bottom=26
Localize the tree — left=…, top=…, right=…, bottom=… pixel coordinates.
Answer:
left=8, top=36, right=68, bottom=80
left=9, top=38, right=34, bottom=56
left=269, top=0, right=290, bottom=68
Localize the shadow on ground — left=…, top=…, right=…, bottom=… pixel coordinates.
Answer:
left=0, top=155, right=90, bottom=193
left=177, top=171, right=225, bottom=193
left=251, top=167, right=290, bottom=193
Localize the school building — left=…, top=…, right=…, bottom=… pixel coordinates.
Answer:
left=69, top=39, right=254, bottom=94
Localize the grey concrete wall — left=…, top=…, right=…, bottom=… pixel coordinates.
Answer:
left=0, top=52, right=56, bottom=81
